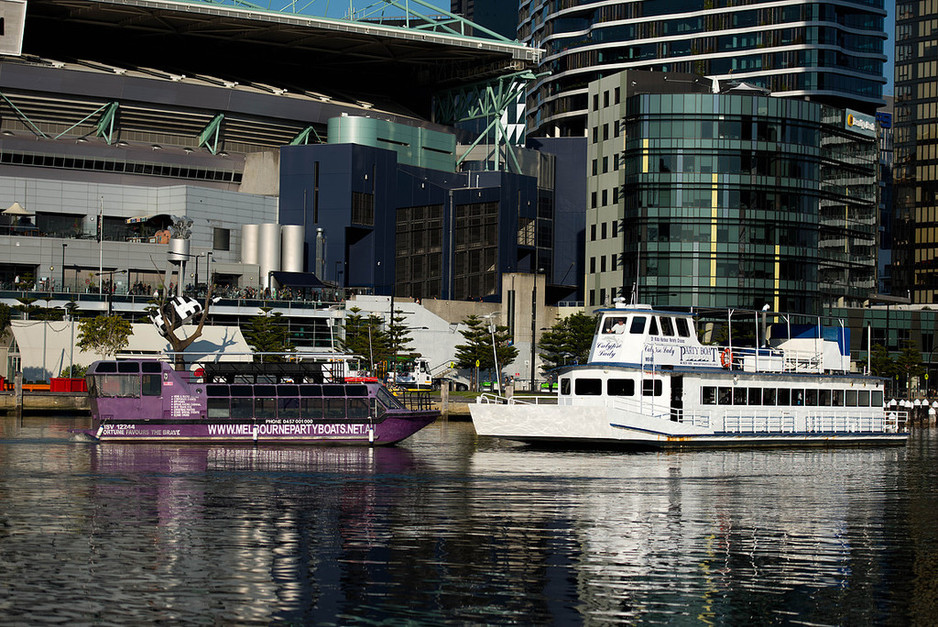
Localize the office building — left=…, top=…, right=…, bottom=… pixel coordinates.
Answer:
left=519, top=0, right=888, bottom=137
left=586, top=71, right=878, bottom=313
left=893, top=1, right=938, bottom=303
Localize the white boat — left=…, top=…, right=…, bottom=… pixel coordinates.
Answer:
left=471, top=302, right=910, bottom=448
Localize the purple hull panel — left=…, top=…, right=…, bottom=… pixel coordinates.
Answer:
left=83, top=413, right=438, bottom=446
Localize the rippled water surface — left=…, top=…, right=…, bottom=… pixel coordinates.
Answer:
left=2, top=416, right=937, bottom=625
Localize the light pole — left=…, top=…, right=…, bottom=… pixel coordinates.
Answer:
left=61, top=243, right=67, bottom=292
left=65, top=301, right=77, bottom=377
left=484, top=312, right=501, bottom=393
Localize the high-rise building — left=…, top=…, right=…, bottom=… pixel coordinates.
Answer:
left=520, top=0, right=888, bottom=137
left=586, top=71, right=878, bottom=313
left=893, top=1, right=938, bottom=303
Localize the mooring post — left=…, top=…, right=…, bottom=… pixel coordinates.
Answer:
left=14, top=371, right=23, bottom=411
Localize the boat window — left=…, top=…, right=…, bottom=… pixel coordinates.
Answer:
left=642, top=380, right=663, bottom=396
left=845, top=390, right=858, bottom=407
left=792, top=390, right=804, bottom=406
left=762, top=388, right=776, bottom=406
left=142, top=374, right=161, bottom=396
left=603, top=317, right=629, bottom=334
left=231, top=397, right=253, bottom=420
left=255, top=397, right=276, bottom=419
left=832, top=390, right=844, bottom=406
left=208, top=398, right=229, bottom=419
left=346, top=384, right=368, bottom=397
left=232, top=384, right=254, bottom=397
left=118, top=362, right=139, bottom=373
left=872, top=390, right=884, bottom=406
left=279, top=397, right=300, bottom=419
left=858, top=390, right=870, bottom=407
left=819, top=389, right=832, bottom=406
left=675, top=318, right=690, bottom=337
left=300, top=385, right=322, bottom=397
left=660, top=317, right=674, bottom=336
left=255, top=384, right=276, bottom=397
left=748, top=388, right=762, bottom=405
left=301, top=397, right=323, bottom=418
left=648, top=317, right=659, bottom=336
left=630, top=316, right=646, bottom=334
left=207, top=385, right=229, bottom=397
left=323, top=385, right=346, bottom=397
left=376, top=387, right=405, bottom=410
left=777, top=388, right=791, bottom=405
left=718, top=387, right=732, bottom=405
left=95, top=362, right=117, bottom=373
left=805, top=389, right=818, bottom=406
left=142, top=362, right=163, bottom=373
left=560, top=378, right=571, bottom=395
left=733, top=388, right=747, bottom=405
left=94, top=374, right=139, bottom=398
left=575, top=378, right=603, bottom=396
left=607, top=379, right=635, bottom=396
left=325, top=398, right=346, bottom=419
left=348, top=398, right=369, bottom=419
left=701, top=386, right=717, bottom=405
left=277, top=385, right=299, bottom=397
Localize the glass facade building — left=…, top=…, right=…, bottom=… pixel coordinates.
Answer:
left=586, top=71, right=877, bottom=314
left=519, top=0, right=888, bottom=137
left=893, top=1, right=938, bottom=303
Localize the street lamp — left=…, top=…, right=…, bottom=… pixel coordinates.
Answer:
left=484, top=312, right=501, bottom=393
left=61, top=243, right=67, bottom=292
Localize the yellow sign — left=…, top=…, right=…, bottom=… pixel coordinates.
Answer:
left=475, top=359, right=480, bottom=367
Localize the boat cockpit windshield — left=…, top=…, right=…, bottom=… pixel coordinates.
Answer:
left=599, top=313, right=694, bottom=338
left=87, top=361, right=164, bottom=398
left=376, top=387, right=405, bottom=410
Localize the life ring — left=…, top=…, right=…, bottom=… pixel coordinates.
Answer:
left=720, top=348, right=732, bottom=369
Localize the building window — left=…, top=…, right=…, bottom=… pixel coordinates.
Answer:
left=601, top=222, right=607, bottom=239
left=590, top=224, right=597, bottom=241
left=351, top=192, right=374, bottom=226
left=213, top=227, right=230, bottom=251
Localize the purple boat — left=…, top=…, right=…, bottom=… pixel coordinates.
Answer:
left=80, top=359, right=439, bottom=445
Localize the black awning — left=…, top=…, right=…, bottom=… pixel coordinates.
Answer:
left=270, top=271, right=327, bottom=288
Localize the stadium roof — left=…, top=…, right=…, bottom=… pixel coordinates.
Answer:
left=24, top=0, right=541, bottom=92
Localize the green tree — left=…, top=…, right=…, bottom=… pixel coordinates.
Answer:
left=340, top=308, right=389, bottom=370
left=538, top=312, right=597, bottom=371
left=896, top=340, right=925, bottom=395
left=454, top=315, right=518, bottom=383
left=77, top=315, right=133, bottom=358
left=869, top=343, right=895, bottom=379
left=387, top=308, right=415, bottom=359
left=59, top=364, right=87, bottom=378
left=242, top=308, right=293, bottom=362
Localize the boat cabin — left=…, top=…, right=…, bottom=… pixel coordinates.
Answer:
left=589, top=304, right=719, bottom=368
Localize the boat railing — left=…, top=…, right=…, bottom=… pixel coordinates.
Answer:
left=682, top=408, right=909, bottom=434
left=399, top=389, right=435, bottom=411
left=477, top=393, right=558, bottom=406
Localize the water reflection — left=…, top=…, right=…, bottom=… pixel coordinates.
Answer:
left=0, top=417, right=936, bottom=624
left=467, top=444, right=917, bottom=623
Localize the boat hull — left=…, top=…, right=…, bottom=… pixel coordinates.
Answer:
left=79, top=412, right=438, bottom=446
left=469, top=403, right=908, bottom=450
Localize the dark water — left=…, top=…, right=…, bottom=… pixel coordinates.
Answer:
left=1, top=416, right=937, bottom=625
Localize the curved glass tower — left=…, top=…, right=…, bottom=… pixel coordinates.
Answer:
left=586, top=72, right=877, bottom=313
left=519, top=0, right=887, bottom=137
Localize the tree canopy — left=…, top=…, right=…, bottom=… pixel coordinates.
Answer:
left=242, top=308, right=293, bottom=362
left=454, top=314, right=518, bottom=375
left=538, top=312, right=597, bottom=371
left=76, top=315, right=133, bottom=358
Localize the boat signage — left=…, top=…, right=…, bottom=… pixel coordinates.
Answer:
left=171, top=395, right=201, bottom=418
left=679, top=345, right=720, bottom=365
left=206, top=423, right=369, bottom=437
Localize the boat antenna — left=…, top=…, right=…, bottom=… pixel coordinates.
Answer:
left=632, top=231, right=641, bottom=305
